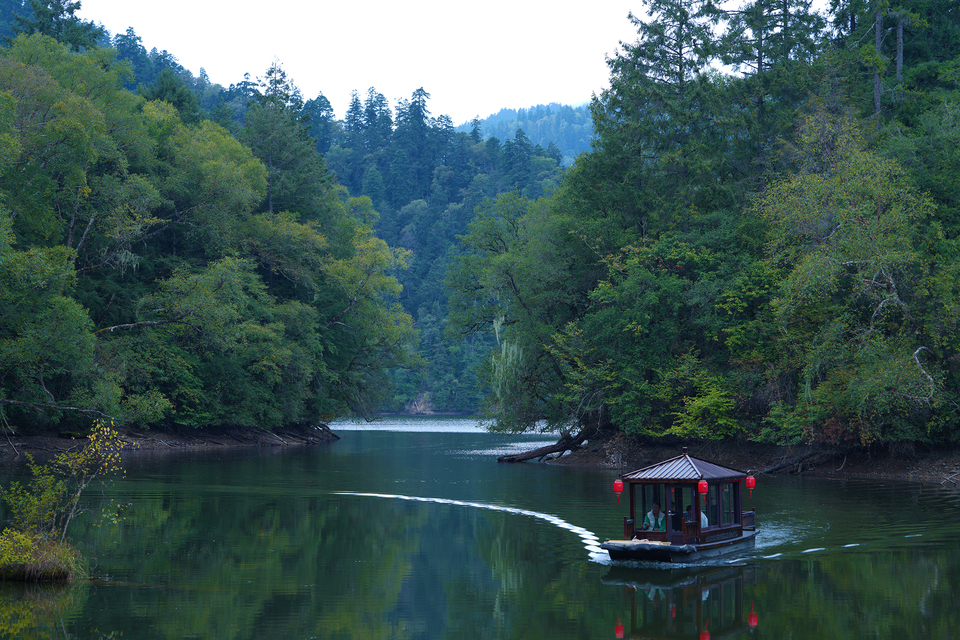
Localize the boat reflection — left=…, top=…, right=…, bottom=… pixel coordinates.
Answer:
left=603, top=565, right=758, bottom=638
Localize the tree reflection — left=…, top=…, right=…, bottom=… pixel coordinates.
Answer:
left=0, top=582, right=88, bottom=639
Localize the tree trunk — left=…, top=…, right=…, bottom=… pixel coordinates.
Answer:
left=498, top=430, right=588, bottom=463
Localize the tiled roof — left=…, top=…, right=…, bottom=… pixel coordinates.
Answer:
left=621, top=452, right=746, bottom=483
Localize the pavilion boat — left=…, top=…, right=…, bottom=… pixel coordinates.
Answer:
left=601, top=448, right=758, bottom=563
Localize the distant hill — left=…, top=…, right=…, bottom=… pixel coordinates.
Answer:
left=458, top=103, right=593, bottom=166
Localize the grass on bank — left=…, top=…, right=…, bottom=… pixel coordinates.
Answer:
left=0, top=531, right=85, bottom=581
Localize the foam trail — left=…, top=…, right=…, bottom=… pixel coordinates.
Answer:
left=335, top=491, right=601, bottom=556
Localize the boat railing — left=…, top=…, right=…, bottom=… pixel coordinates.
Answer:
left=742, top=510, right=756, bottom=531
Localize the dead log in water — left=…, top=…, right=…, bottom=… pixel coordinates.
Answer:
left=498, top=431, right=587, bottom=463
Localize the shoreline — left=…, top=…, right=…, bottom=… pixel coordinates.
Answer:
left=0, top=423, right=340, bottom=458
left=4, top=425, right=959, bottom=487
left=548, top=433, right=960, bottom=487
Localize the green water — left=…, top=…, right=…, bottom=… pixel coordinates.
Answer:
left=2, top=417, right=959, bottom=639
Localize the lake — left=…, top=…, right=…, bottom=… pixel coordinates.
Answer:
left=2, top=416, right=959, bottom=639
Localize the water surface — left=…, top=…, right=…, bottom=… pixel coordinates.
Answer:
left=2, top=417, right=958, bottom=639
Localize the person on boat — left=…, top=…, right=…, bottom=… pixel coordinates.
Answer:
left=640, top=502, right=666, bottom=531
left=686, top=504, right=708, bottom=527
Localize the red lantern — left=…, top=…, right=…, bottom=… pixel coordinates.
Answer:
left=748, top=602, right=758, bottom=627
left=700, top=632, right=711, bottom=640
left=746, top=476, right=756, bottom=499
left=698, top=480, right=708, bottom=494
left=615, top=613, right=624, bottom=638
left=614, top=479, right=623, bottom=503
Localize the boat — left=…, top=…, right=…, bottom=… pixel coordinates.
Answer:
left=601, top=447, right=758, bottom=563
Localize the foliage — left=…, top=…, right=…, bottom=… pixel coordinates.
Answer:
left=7, top=0, right=103, bottom=51
left=0, top=36, right=417, bottom=430
left=460, top=103, right=592, bottom=166
left=444, top=0, right=960, bottom=448
left=0, top=420, right=123, bottom=580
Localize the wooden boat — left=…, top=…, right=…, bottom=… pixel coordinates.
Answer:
left=601, top=448, right=757, bottom=563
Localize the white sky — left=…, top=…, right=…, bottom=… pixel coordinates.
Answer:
left=78, top=0, right=642, bottom=126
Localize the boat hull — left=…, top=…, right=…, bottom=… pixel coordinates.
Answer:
left=601, top=529, right=758, bottom=563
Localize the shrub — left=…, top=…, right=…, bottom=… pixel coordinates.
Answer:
left=0, top=421, right=124, bottom=581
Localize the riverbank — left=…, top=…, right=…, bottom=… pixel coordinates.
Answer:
left=0, top=423, right=339, bottom=458
left=551, top=431, right=960, bottom=487
left=4, top=424, right=959, bottom=487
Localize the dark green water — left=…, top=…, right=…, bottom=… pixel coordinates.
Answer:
left=3, top=417, right=960, bottom=639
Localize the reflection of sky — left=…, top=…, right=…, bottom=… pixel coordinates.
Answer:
left=330, top=416, right=556, bottom=435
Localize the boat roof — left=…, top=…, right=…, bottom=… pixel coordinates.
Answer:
left=621, top=450, right=747, bottom=483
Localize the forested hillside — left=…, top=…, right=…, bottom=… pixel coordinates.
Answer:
left=5, top=0, right=960, bottom=448
left=0, top=0, right=585, bottom=421
left=448, top=0, right=960, bottom=447
left=0, top=16, right=419, bottom=432
left=458, top=103, right=594, bottom=166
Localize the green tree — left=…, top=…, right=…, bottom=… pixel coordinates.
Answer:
left=0, top=421, right=124, bottom=580
left=446, top=192, right=602, bottom=432
left=140, top=67, right=202, bottom=123
left=239, top=64, right=333, bottom=222
left=9, top=0, right=103, bottom=50
left=303, top=91, right=337, bottom=154
left=757, top=106, right=936, bottom=444
left=589, top=0, right=733, bottom=237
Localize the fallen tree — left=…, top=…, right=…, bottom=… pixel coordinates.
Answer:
left=498, top=430, right=588, bottom=463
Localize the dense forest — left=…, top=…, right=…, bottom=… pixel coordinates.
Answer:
left=0, top=2, right=424, bottom=432
left=3, top=0, right=960, bottom=450
left=448, top=0, right=960, bottom=446
left=455, top=103, right=594, bottom=167
left=0, top=0, right=575, bottom=428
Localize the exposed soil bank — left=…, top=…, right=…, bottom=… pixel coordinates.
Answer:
left=549, top=431, right=960, bottom=487
left=0, top=423, right=339, bottom=458
left=4, top=424, right=959, bottom=487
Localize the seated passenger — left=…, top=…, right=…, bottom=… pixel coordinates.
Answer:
left=686, top=504, right=708, bottom=527
left=640, top=502, right=666, bottom=531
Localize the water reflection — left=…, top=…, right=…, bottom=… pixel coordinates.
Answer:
left=3, top=422, right=960, bottom=639
left=603, top=565, right=757, bottom=639
left=0, top=582, right=87, bottom=639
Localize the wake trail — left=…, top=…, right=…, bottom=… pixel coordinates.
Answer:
left=334, top=491, right=605, bottom=556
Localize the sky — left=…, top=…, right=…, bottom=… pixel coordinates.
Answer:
left=77, top=0, right=642, bottom=126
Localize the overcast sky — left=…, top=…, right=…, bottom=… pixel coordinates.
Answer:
left=77, top=0, right=641, bottom=126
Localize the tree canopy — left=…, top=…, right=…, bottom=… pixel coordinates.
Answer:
left=446, top=0, right=960, bottom=447
left=0, top=34, right=417, bottom=433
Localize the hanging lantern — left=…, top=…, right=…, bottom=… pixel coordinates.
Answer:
left=748, top=610, right=758, bottom=627
left=700, top=632, right=711, bottom=640
left=615, top=613, right=624, bottom=639
left=746, top=476, right=756, bottom=500
left=614, top=479, right=623, bottom=503
left=698, top=480, right=708, bottom=494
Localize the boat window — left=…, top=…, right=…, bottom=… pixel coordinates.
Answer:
left=639, top=484, right=664, bottom=521
left=720, top=483, right=734, bottom=525
left=674, top=486, right=696, bottom=530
